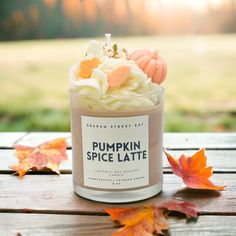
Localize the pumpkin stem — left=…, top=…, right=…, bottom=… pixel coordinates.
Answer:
left=152, top=50, right=159, bottom=59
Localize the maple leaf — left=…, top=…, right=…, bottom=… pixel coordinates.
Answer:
left=164, top=148, right=225, bottom=191
left=105, top=199, right=198, bottom=236
left=10, top=138, right=68, bottom=177
left=158, top=200, right=198, bottom=219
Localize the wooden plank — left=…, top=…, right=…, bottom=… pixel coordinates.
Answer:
left=164, top=133, right=236, bottom=150
left=163, top=150, right=236, bottom=172
left=0, top=174, right=233, bottom=214
left=0, top=213, right=114, bottom=236
left=15, top=132, right=71, bottom=147
left=0, top=213, right=236, bottom=236
left=167, top=216, right=236, bottom=236
left=0, top=132, right=27, bottom=148
left=1, top=149, right=235, bottom=173
left=1, top=132, right=235, bottom=149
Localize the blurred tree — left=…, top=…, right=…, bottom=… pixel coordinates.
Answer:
left=0, top=0, right=236, bottom=41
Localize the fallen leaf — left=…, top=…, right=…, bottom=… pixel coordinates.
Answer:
left=164, top=148, right=225, bottom=190
left=106, top=206, right=168, bottom=236
left=10, top=138, right=68, bottom=177
left=108, top=65, right=131, bottom=88
left=105, top=199, right=198, bottom=236
left=79, top=57, right=100, bottom=78
left=158, top=200, right=198, bottom=219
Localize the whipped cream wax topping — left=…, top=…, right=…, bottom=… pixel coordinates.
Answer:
left=69, top=35, right=163, bottom=110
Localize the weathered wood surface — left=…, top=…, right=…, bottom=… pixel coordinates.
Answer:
left=1, top=149, right=236, bottom=173
left=163, top=132, right=236, bottom=150
left=0, top=174, right=233, bottom=214
left=0, top=132, right=236, bottom=235
left=0, top=213, right=236, bottom=236
left=1, top=132, right=236, bottom=150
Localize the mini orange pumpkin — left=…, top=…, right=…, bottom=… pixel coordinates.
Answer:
left=129, top=49, right=167, bottom=84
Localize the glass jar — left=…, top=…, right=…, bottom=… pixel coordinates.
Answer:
left=70, top=89, right=164, bottom=203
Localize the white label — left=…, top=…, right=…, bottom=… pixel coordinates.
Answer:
left=81, top=115, right=149, bottom=189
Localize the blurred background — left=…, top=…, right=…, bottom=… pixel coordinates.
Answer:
left=0, top=0, right=235, bottom=132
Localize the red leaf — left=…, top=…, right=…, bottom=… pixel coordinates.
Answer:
left=164, top=148, right=225, bottom=190
left=10, top=138, right=68, bottom=177
left=105, top=200, right=198, bottom=236
left=159, top=200, right=198, bottom=219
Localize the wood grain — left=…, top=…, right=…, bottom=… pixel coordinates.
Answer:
left=1, top=149, right=235, bottom=173
left=0, top=213, right=236, bottom=236
left=1, top=132, right=235, bottom=235
left=0, top=213, right=114, bottom=236
left=0, top=174, right=233, bottom=214
left=2, top=132, right=236, bottom=149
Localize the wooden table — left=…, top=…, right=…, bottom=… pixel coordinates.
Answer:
left=0, top=132, right=236, bottom=235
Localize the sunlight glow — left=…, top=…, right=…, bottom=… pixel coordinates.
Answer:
left=158, top=0, right=225, bottom=12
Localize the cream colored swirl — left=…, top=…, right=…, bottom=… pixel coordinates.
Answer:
left=69, top=39, right=163, bottom=111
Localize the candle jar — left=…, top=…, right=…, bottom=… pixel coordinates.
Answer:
left=70, top=89, right=164, bottom=203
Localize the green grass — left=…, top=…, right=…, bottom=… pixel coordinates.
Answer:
left=0, top=35, right=235, bottom=132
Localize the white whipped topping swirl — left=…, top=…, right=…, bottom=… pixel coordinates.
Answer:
left=69, top=36, right=163, bottom=111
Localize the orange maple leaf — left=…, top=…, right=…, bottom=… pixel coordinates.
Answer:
left=105, top=200, right=198, bottom=236
left=164, top=148, right=225, bottom=190
left=10, top=138, right=68, bottom=177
